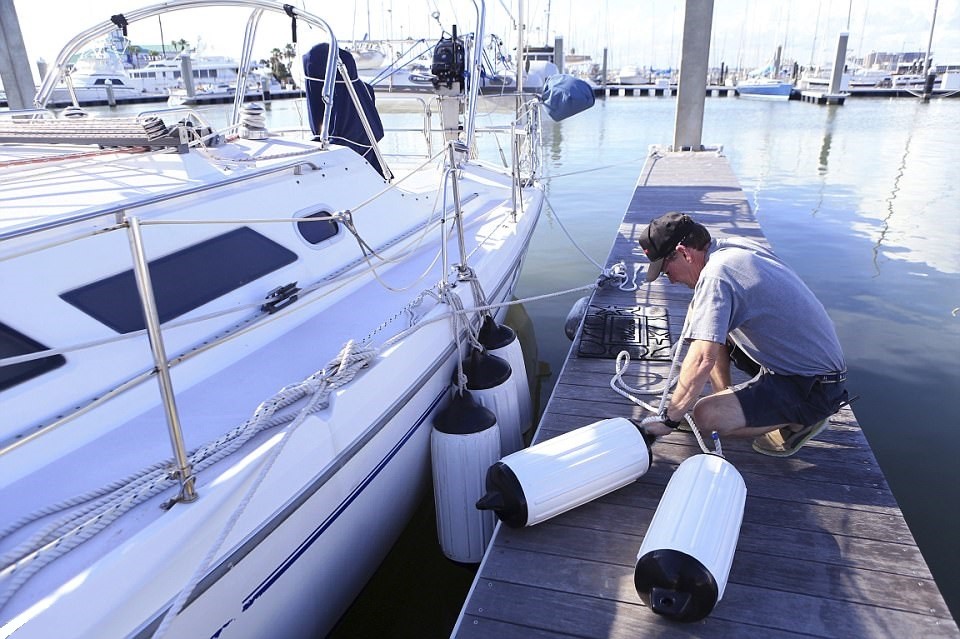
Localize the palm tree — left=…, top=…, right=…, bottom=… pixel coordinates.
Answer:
left=283, top=44, right=297, bottom=86
left=268, top=47, right=289, bottom=82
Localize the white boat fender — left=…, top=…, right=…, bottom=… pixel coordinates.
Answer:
left=456, top=347, right=524, bottom=455
left=563, top=295, right=590, bottom=340
left=431, top=390, right=501, bottom=563
left=475, top=417, right=654, bottom=527
left=634, top=453, right=747, bottom=622
left=478, top=315, right=533, bottom=434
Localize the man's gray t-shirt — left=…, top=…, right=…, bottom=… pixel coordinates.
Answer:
left=684, top=238, right=845, bottom=376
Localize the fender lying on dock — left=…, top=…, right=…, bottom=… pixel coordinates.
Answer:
left=476, top=417, right=652, bottom=527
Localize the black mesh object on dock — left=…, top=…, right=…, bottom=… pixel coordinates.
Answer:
left=576, top=305, right=671, bottom=360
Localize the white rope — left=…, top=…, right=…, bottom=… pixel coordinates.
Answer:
left=151, top=341, right=377, bottom=638
left=442, top=288, right=484, bottom=394
left=603, top=296, right=728, bottom=456
left=379, top=279, right=601, bottom=353
left=609, top=349, right=712, bottom=456
left=458, top=266, right=493, bottom=322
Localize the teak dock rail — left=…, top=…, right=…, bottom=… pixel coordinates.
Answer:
left=452, top=149, right=959, bottom=638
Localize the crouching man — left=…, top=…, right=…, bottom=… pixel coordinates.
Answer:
left=638, top=212, right=848, bottom=457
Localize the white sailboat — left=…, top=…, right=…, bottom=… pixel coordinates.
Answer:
left=0, top=1, right=547, bottom=637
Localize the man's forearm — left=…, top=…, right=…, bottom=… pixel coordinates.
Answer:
left=666, top=340, right=721, bottom=420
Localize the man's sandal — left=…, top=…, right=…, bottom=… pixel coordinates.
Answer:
left=751, top=418, right=830, bottom=457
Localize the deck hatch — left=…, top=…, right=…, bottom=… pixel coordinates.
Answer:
left=60, top=227, right=298, bottom=334
left=0, top=322, right=66, bottom=391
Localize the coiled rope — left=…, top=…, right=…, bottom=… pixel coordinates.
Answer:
left=607, top=320, right=721, bottom=457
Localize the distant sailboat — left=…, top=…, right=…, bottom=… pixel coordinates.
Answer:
left=736, top=45, right=793, bottom=100
left=345, top=0, right=388, bottom=70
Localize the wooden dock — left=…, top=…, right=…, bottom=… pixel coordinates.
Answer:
left=452, top=149, right=959, bottom=638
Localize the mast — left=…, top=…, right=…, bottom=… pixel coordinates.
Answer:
left=923, top=0, right=938, bottom=76
left=517, top=0, right=524, bottom=95
left=367, top=0, right=372, bottom=40
left=544, top=0, right=551, bottom=45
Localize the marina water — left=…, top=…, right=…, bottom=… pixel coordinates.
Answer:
left=73, top=95, right=959, bottom=634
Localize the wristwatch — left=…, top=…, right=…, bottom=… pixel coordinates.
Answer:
left=660, top=412, right=682, bottom=430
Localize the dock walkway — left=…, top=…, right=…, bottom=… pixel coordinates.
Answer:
left=452, top=149, right=959, bottom=638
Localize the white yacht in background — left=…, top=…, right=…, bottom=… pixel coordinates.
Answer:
left=342, top=40, right=389, bottom=70
left=357, top=32, right=556, bottom=94
left=615, top=65, right=647, bottom=85
left=46, top=32, right=156, bottom=104
left=127, top=53, right=243, bottom=96
left=798, top=66, right=891, bottom=91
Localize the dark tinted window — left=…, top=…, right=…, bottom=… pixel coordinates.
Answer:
left=297, top=212, right=339, bottom=245
left=61, top=227, right=297, bottom=334
left=0, top=323, right=66, bottom=391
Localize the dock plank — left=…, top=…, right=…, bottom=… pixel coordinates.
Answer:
left=452, top=149, right=959, bottom=638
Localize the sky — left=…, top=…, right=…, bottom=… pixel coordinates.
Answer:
left=8, top=0, right=959, bottom=83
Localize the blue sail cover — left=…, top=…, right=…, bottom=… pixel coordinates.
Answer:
left=303, top=43, right=386, bottom=175
left=540, top=74, right=595, bottom=122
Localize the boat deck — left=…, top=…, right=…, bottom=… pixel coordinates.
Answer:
left=452, top=149, right=960, bottom=638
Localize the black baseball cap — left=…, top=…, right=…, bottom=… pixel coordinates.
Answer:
left=639, top=212, right=696, bottom=282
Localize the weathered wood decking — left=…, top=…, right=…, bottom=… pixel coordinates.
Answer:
left=452, top=150, right=959, bottom=638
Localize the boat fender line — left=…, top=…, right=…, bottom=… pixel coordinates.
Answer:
left=608, top=308, right=720, bottom=457
left=475, top=417, right=652, bottom=527
left=0, top=341, right=379, bottom=619
left=431, top=390, right=500, bottom=563
left=634, top=453, right=746, bottom=622
left=382, top=277, right=623, bottom=363
left=455, top=347, right=522, bottom=456
left=478, top=315, right=533, bottom=435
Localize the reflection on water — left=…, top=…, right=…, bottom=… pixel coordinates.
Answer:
left=817, top=104, right=837, bottom=174
left=548, top=110, right=564, bottom=162
left=875, top=125, right=912, bottom=276
left=809, top=104, right=837, bottom=225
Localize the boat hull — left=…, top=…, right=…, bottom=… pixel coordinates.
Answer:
left=146, top=262, right=533, bottom=639
left=735, top=81, right=793, bottom=100
left=0, top=144, right=542, bottom=637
